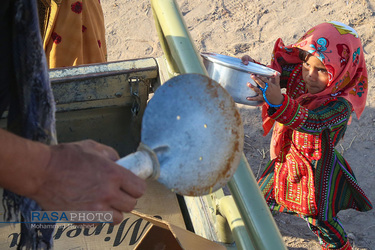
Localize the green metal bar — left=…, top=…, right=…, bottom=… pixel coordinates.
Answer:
left=218, top=196, right=255, bottom=250
left=152, top=12, right=179, bottom=78
left=228, top=155, right=286, bottom=250
left=150, top=0, right=207, bottom=76
left=151, top=0, right=286, bottom=249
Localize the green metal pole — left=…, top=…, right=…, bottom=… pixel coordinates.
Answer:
left=151, top=0, right=287, bottom=249
left=218, top=196, right=255, bottom=250
left=228, top=155, right=286, bottom=250
left=151, top=0, right=207, bottom=75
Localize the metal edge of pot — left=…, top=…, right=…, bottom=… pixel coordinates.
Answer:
left=201, top=52, right=278, bottom=77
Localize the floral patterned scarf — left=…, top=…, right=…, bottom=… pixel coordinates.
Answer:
left=42, top=0, right=107, bottom=68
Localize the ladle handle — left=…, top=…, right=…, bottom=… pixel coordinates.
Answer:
left=116, top=151, right=154, bottom=179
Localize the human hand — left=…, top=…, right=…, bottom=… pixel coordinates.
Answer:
left=246, top=72, right=284, bottom=106
left=30, top=140, right=146, bottom=224
left=241, top=55, right=254, bottom=65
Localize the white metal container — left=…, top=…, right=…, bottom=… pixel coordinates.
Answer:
left=201, top=52, right=279, bottom=106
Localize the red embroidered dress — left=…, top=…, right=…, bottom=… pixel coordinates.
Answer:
left=258, top=64, right=372, bottom=220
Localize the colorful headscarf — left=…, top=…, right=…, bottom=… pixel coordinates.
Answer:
left=270, top=21, right=368, bottom=118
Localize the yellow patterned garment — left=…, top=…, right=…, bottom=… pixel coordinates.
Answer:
left=41, top=0, right=107, bottom=68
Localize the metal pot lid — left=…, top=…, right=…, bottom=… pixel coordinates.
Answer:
left=201, top=52, right=278, bottom=76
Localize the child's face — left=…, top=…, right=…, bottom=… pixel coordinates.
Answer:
left=302, top=55, right=329, bottom=94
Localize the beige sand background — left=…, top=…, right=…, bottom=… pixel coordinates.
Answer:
left=102, top=0, right=375, bottom=249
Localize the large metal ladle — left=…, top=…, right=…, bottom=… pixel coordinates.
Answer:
left=116, top=74, right=244, bottom=196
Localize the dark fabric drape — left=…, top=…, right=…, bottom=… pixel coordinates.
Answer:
left=0, top=0, right=57, bottom=248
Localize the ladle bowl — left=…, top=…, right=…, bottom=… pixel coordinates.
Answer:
left=117, top=73, right=244, bottom=196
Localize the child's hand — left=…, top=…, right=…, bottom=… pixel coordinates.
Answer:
left=241, top=55, right=254, bottom=65
left=246, top=72, right=284, bottom=106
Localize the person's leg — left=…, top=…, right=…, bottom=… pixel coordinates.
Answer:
left=305, top=217, right=351, bottom=249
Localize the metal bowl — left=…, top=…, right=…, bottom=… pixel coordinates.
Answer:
left=201, top=52, right=279, bottom=106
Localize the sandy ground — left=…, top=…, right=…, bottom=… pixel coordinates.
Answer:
left=102, top=0, right=375, bottom=249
